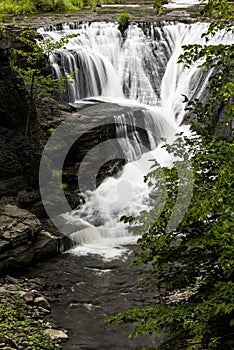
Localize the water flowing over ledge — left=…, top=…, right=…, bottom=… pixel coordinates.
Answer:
left=39, top=21, right=233, bottom=259
left=39, top=21, right=213, bottom=113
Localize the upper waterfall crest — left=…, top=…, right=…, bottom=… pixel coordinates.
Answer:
left=39, top=20, right=233, bottom=120
left=37, top=22, right=198, bottom=108
left=39, top=20, right=234, bottom=258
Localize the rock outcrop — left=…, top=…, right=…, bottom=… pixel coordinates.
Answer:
left=0, top=25, right=41, bottom=202
left=0, top=25, right=31, bottom=132
left=0, top=204, right=68, bottom=275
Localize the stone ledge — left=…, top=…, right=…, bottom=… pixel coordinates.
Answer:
left=0, top=205, right=66, bottom=275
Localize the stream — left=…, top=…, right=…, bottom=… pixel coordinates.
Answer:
left=23, top=250, right=167, bottom=349
left=25, top=10, right=233, bottom=349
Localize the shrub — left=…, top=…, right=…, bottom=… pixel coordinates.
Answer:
left=118, top=12, right=130, bottom=26
left=153, top=0, right=168, bottom=15
left=118, top=12, right=130, bottom=34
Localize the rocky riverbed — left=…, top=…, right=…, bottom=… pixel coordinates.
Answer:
left=20, top=249, right=168, bottom=350
left=0, top=274, right=68, bottom=350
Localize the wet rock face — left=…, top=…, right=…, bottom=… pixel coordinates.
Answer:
left=0, top=204, right=64, bottom=275
left=0, top=25, right=42, bottom=202
left=0, top=26, right=68, bottom=207
left=0, top=26, right=31, bottom=132
left=61, top=103, right=149, bottom=194
left=0, top=128, right=41, bottom=198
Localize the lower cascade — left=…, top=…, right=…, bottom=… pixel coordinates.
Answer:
left=39, top=21, right=233, bottom=259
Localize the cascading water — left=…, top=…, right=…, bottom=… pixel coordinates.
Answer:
left=39, top=21, right=233, bottom=259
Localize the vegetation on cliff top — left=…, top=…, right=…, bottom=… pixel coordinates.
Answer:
left=0, top=0, right=123, bottom=20
left=0, top=0, right=82, bottom=17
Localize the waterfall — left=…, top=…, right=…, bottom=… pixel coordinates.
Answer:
left=114, top=107, right=174, bottom=162
left=39, top=21, right=233, bottom=259
left=114, top=113, right=143, bottom=162
left=39, top=20, right=232, bottom=111
left=39, top=21, right=183, bottom=104
left=39, top=22, right=124, bottom=101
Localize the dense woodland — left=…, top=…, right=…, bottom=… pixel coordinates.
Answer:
left=0, top=0, right=233, bottom=349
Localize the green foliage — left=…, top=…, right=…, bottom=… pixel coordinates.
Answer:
left=100, top=0, right=123, bottom=4
left=118, top=12, right=130, bottom=26
left=118, top=12, right=131, bottom=33
left=32, top=0, right=65, bottom=12
left=0, top=0, right=125, bottom=16
left=108, top=134, right=234, bottom=349
left=48, top=127, right=55, bottom=135
left=0, top=293, right=60, bottom=349
left=153, top=0, right=168, bottom=15
left=63, top=0, right=84, bottom=11
left=0, top=0, right=84, bottom=17
left=88, top=0, right=123, bottom=7
left=0, top=0, right=34, bottom=16
left=178, top=0, right=233, bottom=139
left=10, top=28, right=76, bottom=137
left=107, top=1, right=234, bottom=349
left=201, top=0, right=234, bottom=27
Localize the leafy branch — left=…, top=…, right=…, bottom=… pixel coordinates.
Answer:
left=10, top=29, right=77, bottom=138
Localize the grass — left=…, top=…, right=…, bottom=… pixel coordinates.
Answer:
left=0, top=0, right=82, bottom=18
left=0, top=0, right=124, bottom=19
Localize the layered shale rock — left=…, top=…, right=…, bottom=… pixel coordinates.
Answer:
left=0, top=205, right=64, bottom=274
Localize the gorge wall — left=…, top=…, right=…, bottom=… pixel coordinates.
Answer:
left=0, top=17, right=231, bottom=273
left=0, top=26, right=70, bottom=273
left=0, top=25, right=153, bottom=274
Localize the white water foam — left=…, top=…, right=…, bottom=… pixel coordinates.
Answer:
left=39, top=21, right=233, bottom=259
left=63, top=129, right=181, bottom=260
